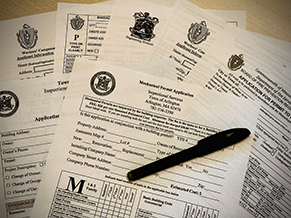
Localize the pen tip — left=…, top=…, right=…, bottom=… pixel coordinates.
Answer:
left=230, top=128, right=251, bottom=142
left=127, top=172, right=134, bottom=181
left=241, top=128, right=251, bottom=137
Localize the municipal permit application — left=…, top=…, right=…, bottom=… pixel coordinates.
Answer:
left=0, top=75, right=65, bottom=218
left=185, top=25, right=291, bottom=218
left=32, top=58, right=259, bottom=217
left=0, top=12, right=56, bottom=81
left=54, top=2, right=112, bottom=80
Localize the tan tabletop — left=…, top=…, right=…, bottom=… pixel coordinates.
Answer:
left=0, top=0, right=290, bottom=43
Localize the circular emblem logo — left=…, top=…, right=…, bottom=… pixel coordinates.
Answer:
left=90, top=71, right=116, bottom=96
left=0, top=91, right=19, bottom=117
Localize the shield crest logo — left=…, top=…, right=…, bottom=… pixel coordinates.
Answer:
left=188, top=21, right=210, bottom=44
left=17, top=24, right=38, bottom=49
left=0, top=90, right=19, bottom=117
left=129, top=12, right=159, bottom=41
left=70, top=15, right=85, bottom=30
left=228, top=54, right=244, bottom=71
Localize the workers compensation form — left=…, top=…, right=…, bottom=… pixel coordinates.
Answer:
left=32, top=58, right=259, bottom=217
left=0, top=12, right=56, bottom=82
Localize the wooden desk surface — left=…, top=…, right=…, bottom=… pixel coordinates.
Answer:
left=0, top=0, right=290, bottom=43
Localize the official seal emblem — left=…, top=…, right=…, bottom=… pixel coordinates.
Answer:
left=0, top=91, right=19, bottom=117
left=187, top=21, right=210, bottom=44
left=129, top=12, right=159, bottom=41
left=70, top=15, right=85, bottom=30
left=228, top=54, right=244, bottom=71
left=17, top=24, right=38, bottom=49
left=90, top=71, right=116, bottom=96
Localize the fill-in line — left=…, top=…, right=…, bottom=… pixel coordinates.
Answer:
left=136, top=179, right=168, bottom=188
left=128, top=145, right=156, bottom=154
left=261, top=105, right=288, bottom=127
left=201, top=157, right=228, bottom=165
left=144, top=157, right=155, bottom=161
left=1, top=133, right=54, bottom=142
left=112, top=164, right=131, bottom=171
left=158, top=176, right=198, bottom=189
left=204, top=188, right=221, bottom=194
left=165, top=170, right=223, bottom=187
left=0, top=124, right=57, bottom=135
left=82, top=141, right=91, bottom=145
left=258, top=117, right=279, bottom=135
left=237, top=87, right=255, bottom=101
left=190, top=169, right=202, bottom=173
left=201, top=195, right=219, bottom=202
left=1, top=142, right=51, bottom=152
left=110, top=171, right=126, bottom=178
left=190, top=161, right=227, bottom=172
left=158, top=174, right=225, bottom=191
left=258, top=116, right=290, bottom=141
left=256, top=123, right=286, bottom=147
left=208, top=174, right=225, bottom=179
left=108, top=132, right=156, bottom=146
left=251, top=147, right=291, bottom=185
left=280, top=197, right=291, bottom=215
left=3, top=151, right=49, bottom=160
left=103, top=138, right=119, bottom=144
left=255, top=131, right=267, bottom=142
left=115, top=157, right=141, bottom=166
left=3, top=161, right=46, bottom=169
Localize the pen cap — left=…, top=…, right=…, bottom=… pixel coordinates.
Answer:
left=195, top=128, right=250, bottom=157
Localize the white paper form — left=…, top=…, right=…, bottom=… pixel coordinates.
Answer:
left=122, top=8, right=246, bottom=81
left=143, top=0, right=232, bottom=84
left=97, top=0, right=176, bottom=65
left=32, top=58, right=259, bottom=217
left=207, top=10, right=246, bottom=29
left=0, top=12, right=56, bottom=82
left=250, top=31, right=291, bottom=54
left=0, top=75, right=66, bottom=217
left=185, top=25, right=291, bottom=217
left=54, top=3, right=112, bottom=78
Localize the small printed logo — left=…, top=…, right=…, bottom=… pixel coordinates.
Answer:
left=0, top=91, right=19, bottom=117
left=17, top=24, right=38, bottom=49
left=187, top=21, right=210, bottom=44
left=228, top=54, right=244, bottom=71
left=129, top=12, right=159, bottom=41
left=90, top=71, right=116, bottom=96
left=70, top=15, right=85, bottom=30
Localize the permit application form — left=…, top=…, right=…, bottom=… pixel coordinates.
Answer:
left=0, top=12, right=56, bottom=81
left=187, top=25, right=291, bottom=217
left=54, top=3, right=112, bottom=77
left=0, top=76, right=65, bottom=217
left=32, top=58, right=259, bottom=217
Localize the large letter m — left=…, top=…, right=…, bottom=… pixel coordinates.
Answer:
left=66, top=176, right=86, bottom=194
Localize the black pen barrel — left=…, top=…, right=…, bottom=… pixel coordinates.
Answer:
left=128, top=144, right=200, bottom=181
left=127, top=128, right=250, bottom=181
